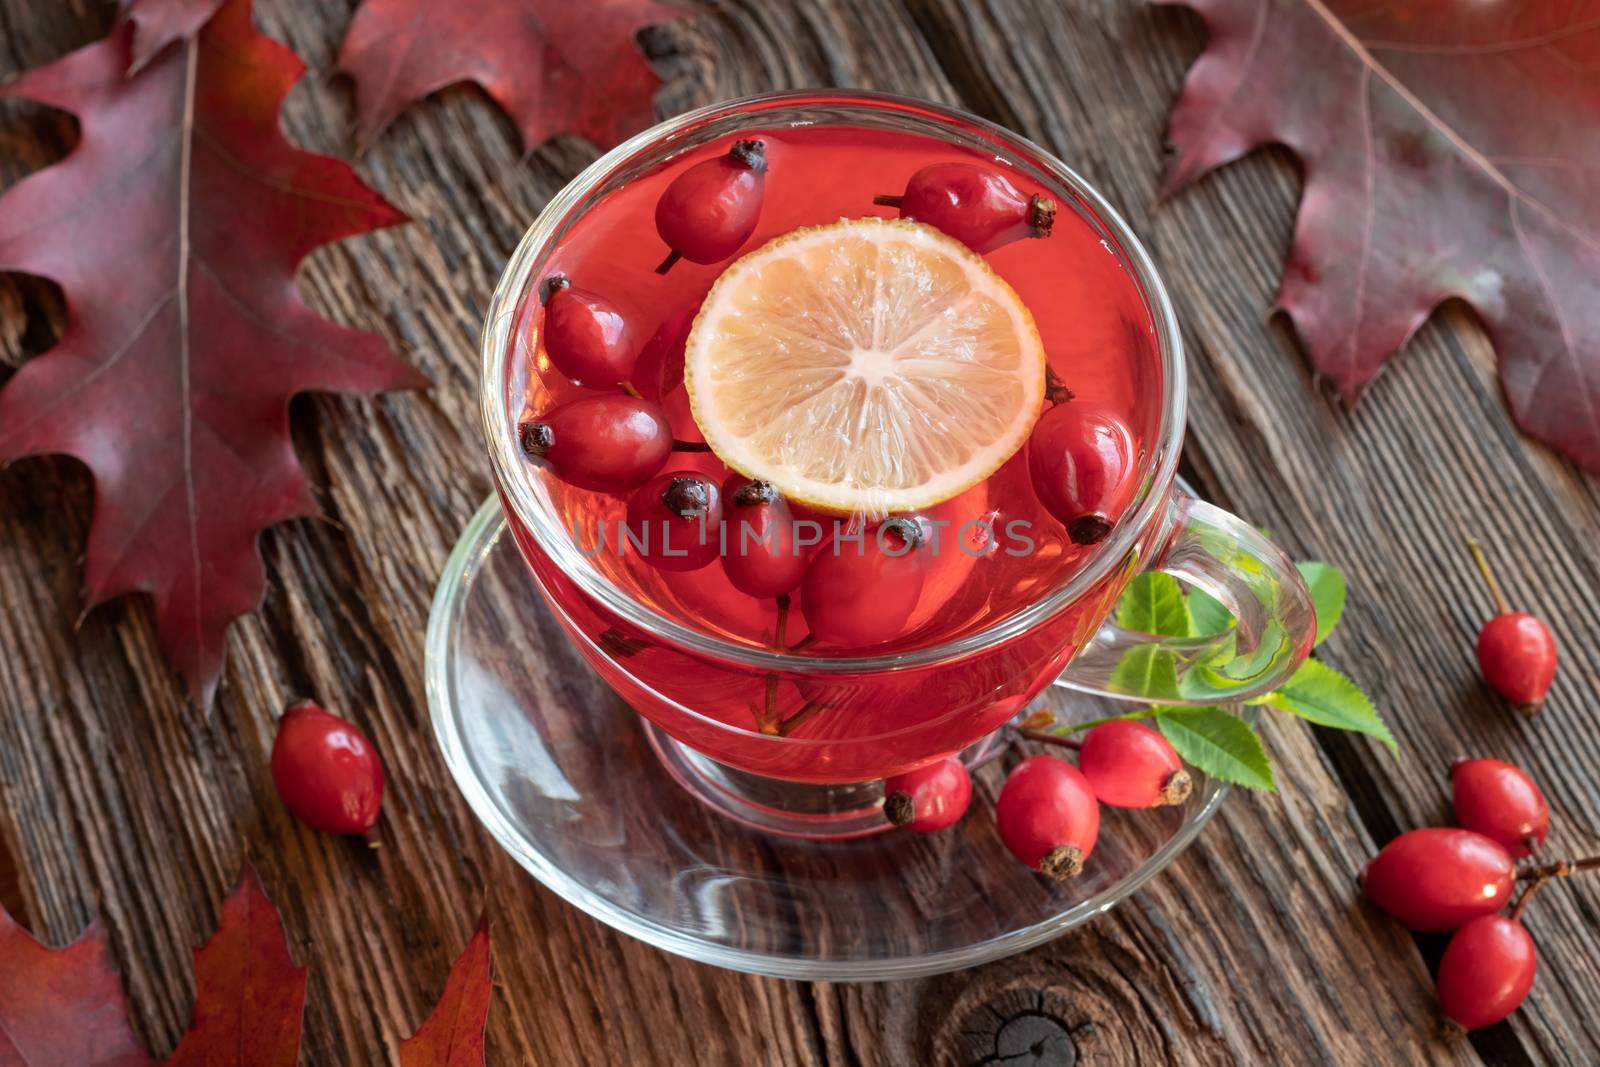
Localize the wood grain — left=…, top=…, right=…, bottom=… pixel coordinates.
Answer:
left=1, top=1, right=1597, bottom=1064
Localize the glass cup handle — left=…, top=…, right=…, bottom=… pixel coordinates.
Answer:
left=1054, top=491, right=1317, bottom=705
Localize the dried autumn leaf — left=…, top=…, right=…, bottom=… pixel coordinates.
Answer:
left=337, top=0, right=685, bottom=150
left=1160, top=0, right=1600, bottom=471
left=0, top=0, right=424, bottom=707
left=0, top=909, right=152, bottom=1066
left=163, top=866, right=306, bottom=1067
left=399, top=915, right=492, bottom=1067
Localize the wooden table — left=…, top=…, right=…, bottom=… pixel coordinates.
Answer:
left=3, top=2, right=1598, bottom=1064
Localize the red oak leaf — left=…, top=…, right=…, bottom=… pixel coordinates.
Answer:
left=1160, top=0, right=1600, bottom=471
left=0, top=909, right=152, bottom=1066
left=121, top=0, right=225, bottom=71
left=337, top=0, right=685, bottom=150
left=163, top=866, right=306, bottom=1067
left=398, top=915, right=492, bottom=1067
left=0, top=0, right=424, bottom=707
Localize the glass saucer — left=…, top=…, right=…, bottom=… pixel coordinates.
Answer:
left=426, top=498, right=1242, bottom=980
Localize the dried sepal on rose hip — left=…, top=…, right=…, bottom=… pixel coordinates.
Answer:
left=874, top=162, right=1056, bottom=254
left=1466, top=538, right=1557, bottom=716
left=271, top=700, right=384, bottom=843
left=882, top=756, right=972, bottom=833
left=655, top=139, right=768, bottom=274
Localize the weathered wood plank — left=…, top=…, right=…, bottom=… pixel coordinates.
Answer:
left=1, top=1, right=1597, bottom=1065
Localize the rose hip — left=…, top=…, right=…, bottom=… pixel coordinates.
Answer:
left=883, top=757, right=972, bottom=833
left=1078, top=720, right=1192, bottom=808
left=1361, top=828, right=1514, bottom=932
left=1451, top=757, right=1549, bottom=858
left=800, top=518, right=930, bottom=647
left=1026, top=402, right=1137, bottom=545
left=996, top=755, right=1100, bottom=880
left=625, top=471, right=723, bottom=571
left=1436, top=915, right=1537, bottom=1031
left=630, top=302, right=698, bottom=400
left=520, top=394, right=672, bottom=493
left=271, top=700, right=384, bottom=840
left=541, top=275, right=637, bottom=387
left=1467, top=538, right=1557, bottom=715
left=720, top=478, right=809, bottom=599
left=874, top=162, right=1056, bottom=253
left=655, top=139, right=768, bottom=274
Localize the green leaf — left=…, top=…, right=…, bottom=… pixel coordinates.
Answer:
left=1187, top=587, right=1235, bottom=636
left=1296, top=561, right=1346, bottom=646
left=1117, top=573, right=1190, bottom=637
left=1156, top=708, right=1275, bottom=791
left=1108, top=645, right=1181, bottom=701
left=1261, top=658, right=1395, bottom=750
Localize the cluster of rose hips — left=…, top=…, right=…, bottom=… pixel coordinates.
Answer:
left=881, top=717, right=1192, bottom=880
left=1362, top=757, right=1594, bottom=1032
left=518, top=146, right=1142, bottom=661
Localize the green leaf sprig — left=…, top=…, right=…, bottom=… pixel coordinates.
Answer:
left=1046, top=561, right=1389, bottom=792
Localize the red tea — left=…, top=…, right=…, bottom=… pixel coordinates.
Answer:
left=502, top=121, right=1164, bottom=782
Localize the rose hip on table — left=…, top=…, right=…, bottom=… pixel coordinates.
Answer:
left=1361, top=828, right=1515, bottom=933
left=271, top=700, right=384, bottom=841
left=1451, top=757, right=1548, bottom=858
left=1437, top=914, right=1537, bottom=1032
left=1466, top=538, right=1557, bottom=716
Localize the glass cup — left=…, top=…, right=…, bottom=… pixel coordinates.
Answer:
left=481, top=91, right=1316, bottom=835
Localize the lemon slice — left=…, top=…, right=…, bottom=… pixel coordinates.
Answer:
left=684, top=218, right=1047, bottom=515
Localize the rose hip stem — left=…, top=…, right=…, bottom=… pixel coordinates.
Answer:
left=1516, top=855, right=1600, bottom=882
left=756, top=595, right=793, bottom=736
left=1015, top=727, right=1082, bottom=751
left=774, top=593, right=790, bottom=649
left=1509, top=855, right=1600, bottom=922
left=872, top=193, right=904, bottom=207
left=778, top=700, right=826, bottom=737
left=1466, top=537, right=1511, bottom=616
